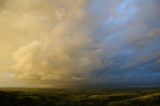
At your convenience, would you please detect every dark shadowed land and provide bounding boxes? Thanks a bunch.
[0,87,160,106]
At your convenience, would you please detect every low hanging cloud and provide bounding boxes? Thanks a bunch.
[0,0,160,88]
[7,0,104,87]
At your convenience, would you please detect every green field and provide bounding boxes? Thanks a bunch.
[0,88,160,106]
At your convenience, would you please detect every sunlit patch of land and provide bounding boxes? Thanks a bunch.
[0,88,160,106]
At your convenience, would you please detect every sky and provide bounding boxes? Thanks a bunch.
[0,0,160,88]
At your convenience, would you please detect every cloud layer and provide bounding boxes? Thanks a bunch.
[0,0,160,88]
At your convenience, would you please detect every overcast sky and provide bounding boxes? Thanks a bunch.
[0,0,160,88]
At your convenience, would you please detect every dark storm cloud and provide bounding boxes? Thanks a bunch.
[84,0,160,87]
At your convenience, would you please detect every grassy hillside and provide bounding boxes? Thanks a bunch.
[0,88,160,106]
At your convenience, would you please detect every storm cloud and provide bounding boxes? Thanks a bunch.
[0,0,160,88]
